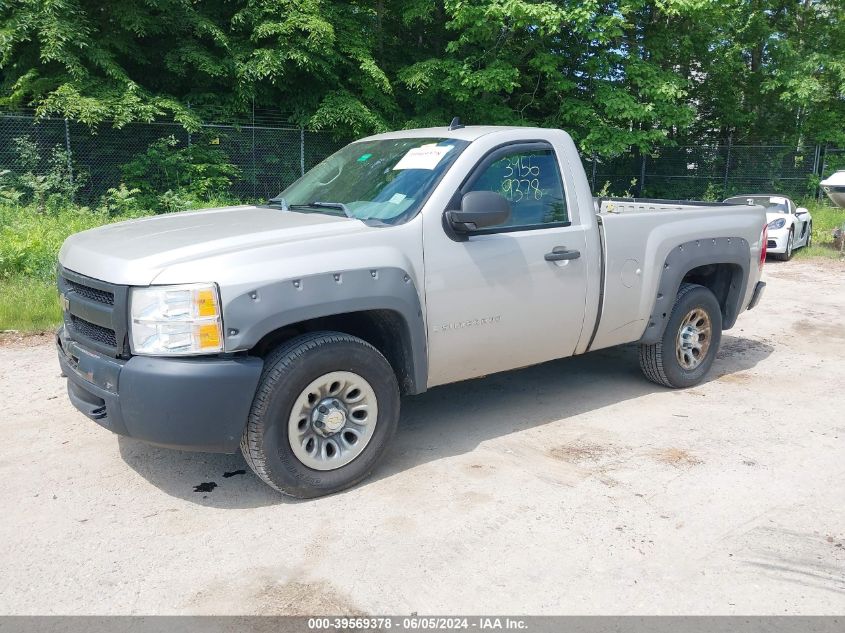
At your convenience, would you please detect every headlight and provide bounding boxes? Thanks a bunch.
[767,218,786,230]
[130,283,223,356]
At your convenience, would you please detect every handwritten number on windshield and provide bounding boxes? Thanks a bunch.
[501,155,543,202]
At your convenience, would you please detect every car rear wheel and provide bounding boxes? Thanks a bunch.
[241,332,400,498]
[639,283,723,388]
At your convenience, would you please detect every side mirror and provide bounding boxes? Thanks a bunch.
[796,207,809,215]
[447,191,511,233]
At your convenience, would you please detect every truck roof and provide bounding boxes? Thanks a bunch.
[360,125,554,143]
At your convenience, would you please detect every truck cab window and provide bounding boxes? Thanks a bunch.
[467,148,568,230]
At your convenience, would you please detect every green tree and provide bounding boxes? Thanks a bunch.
[1,0,843,156]
[680,0,845,145]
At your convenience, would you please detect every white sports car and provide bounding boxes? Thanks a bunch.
[723,194,812,261]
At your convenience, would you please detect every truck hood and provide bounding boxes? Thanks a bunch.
[59,205,365,286]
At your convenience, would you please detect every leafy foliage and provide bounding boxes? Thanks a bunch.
[121,134,241,205]
[101,183,142,216]
[0,0,843,157]
[0,204,113,280]
[3,135,84,212]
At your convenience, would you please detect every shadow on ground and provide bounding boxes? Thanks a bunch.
[118,334,773,508]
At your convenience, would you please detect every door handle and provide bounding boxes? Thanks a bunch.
[544,247,581,262]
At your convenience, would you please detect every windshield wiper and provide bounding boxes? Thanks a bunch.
[266,195,289,210]
[286,201,354,219]
[268,198,355,219]
[306,201,353,218]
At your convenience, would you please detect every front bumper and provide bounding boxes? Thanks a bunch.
[766,229,790,254]
[57,327,263,453]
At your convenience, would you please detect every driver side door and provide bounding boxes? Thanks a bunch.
[422,142,590,387]
[792,201,810,245]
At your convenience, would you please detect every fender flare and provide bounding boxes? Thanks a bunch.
[223,267,427,393]
[640,237,750,345]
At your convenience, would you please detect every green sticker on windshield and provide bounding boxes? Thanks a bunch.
[357,153,372,162]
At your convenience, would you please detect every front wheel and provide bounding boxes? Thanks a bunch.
[241,332,400,498]
[776,229,794,261]
[639,283,723,388]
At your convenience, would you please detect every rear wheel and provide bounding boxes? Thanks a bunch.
[639,283,723,388]
[241,332,400,498]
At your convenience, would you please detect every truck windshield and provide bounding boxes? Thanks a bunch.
[269,137,469,224]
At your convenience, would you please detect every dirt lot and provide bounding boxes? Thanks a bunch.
[1,258,843,615]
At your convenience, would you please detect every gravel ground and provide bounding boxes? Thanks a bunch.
[0,258,843,615]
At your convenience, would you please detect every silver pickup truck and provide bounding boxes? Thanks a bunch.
[56,124,768,497]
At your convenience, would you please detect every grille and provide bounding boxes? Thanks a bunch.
[59,266,129,357]
[70,315,118,348]
[65,278,114,305]
[767,240,777,248]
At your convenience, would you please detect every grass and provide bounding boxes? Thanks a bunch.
[0,204,119,332]
[794,201,845,259]
[0,197,238,332]
[1,198,843,334]
[0,276,62,332]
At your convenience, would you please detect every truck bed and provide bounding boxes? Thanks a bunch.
[587,197,765,352]
[594,197,734,215]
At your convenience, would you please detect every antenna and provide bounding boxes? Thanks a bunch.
[448,117,464,131]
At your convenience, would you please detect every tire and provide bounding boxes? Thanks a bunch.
[241,332,400,498]
[805,222,812,248]
[776,229,794,261]
[639,283,723,389]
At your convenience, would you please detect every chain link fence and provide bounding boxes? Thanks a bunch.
[820,148,845,181]
[582,143,828,202]
[0,109,345,207]
[0,108,838,207]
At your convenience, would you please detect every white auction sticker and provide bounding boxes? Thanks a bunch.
[393,144,452,170]
[388,193,407,204]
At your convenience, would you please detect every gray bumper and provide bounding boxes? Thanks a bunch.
[57,328,263,453]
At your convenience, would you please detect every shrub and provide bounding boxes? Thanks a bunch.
[8,136,86,213]
[701,182,723,202]
[121,134,241,209]
[157,189,191,214]
[0,170,24,208]
[101,184,143,216]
